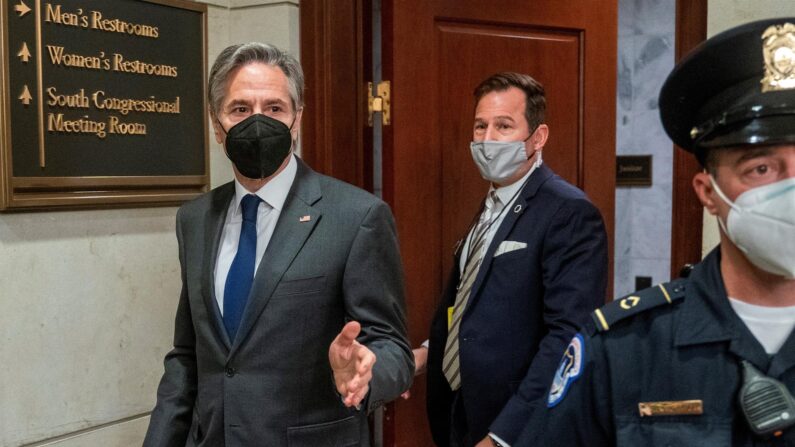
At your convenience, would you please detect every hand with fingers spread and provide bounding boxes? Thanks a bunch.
[329,321,376,408]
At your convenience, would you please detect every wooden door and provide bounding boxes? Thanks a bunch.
[380,1,617,445]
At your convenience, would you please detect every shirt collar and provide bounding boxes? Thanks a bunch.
[674,248,737,347]
[675,247,795,374]
[232,154,297,214]
[491,164,535,206]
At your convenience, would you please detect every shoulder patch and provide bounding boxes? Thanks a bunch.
[591,279,687,332]
[547,333,585,408]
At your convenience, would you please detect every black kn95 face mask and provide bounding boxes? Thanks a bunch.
[221,113,294,179]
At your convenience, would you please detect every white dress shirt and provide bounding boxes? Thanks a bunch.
[214,155,298,315]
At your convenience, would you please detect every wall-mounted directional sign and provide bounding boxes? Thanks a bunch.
[1,0,208,210]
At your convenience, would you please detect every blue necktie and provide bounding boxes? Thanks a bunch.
[223,194,261,341]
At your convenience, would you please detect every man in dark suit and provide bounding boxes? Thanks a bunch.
[424,72,608,447]
[144,42,413,447]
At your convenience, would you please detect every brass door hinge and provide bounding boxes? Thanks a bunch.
[367,81,391,126]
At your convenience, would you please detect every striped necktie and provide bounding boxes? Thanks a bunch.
[442,191,500,390]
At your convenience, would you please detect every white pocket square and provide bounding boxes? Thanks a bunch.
[494,240,527,257]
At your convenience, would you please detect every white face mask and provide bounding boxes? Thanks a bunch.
[711,176,795,279]
[470,140,542,185]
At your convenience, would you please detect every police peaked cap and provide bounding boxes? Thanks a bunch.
[659,18,795,164]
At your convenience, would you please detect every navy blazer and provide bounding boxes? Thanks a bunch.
[426,164,608,446]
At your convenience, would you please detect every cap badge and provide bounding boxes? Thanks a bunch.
[761,23,795,92]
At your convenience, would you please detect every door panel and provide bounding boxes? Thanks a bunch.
[382,1,616,445]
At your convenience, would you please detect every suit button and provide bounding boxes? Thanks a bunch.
[226,367,236,377]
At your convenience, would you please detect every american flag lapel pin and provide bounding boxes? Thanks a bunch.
[299,215,311,222]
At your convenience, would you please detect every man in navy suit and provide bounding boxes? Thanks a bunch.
[424,72,608,447]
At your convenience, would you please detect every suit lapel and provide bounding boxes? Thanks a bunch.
[230,160,322,356]
[202,182,235,350]
[464,165,554,314]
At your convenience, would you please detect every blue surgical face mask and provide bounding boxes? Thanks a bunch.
[711,176,795,278]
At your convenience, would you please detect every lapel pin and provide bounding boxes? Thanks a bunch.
[514,204,522,213]
[299,215,311,222]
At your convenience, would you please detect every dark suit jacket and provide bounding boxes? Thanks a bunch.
[145,158,413,447]
[426,164,608,446]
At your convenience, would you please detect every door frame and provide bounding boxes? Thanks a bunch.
[670,0,707,277]
[299,0,373,190]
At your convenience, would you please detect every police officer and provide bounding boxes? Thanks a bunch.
[518,18,795,446]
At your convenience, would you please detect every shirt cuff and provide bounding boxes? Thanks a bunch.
[489,433,510,447]
[421,339,430,349]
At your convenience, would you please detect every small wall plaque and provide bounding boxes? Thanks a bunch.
[616,155,652,187]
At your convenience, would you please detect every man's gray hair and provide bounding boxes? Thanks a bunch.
[208,42,304,117]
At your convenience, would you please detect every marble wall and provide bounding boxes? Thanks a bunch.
[0,1,298,446]
[613,0,676,297]
[614,0,795,293]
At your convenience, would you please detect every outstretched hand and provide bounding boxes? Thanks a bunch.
[329,321,376,408]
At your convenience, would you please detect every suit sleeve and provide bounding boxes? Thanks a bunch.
[531,333,613,446]
[490,198,608,443]
[342,200,414,411]
[143,208,197,447]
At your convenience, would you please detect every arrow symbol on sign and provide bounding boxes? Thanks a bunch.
[17,42,31,62]
[19,86,33,105]
[15,1,31,17]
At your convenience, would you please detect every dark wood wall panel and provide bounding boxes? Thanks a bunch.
[670,0,707,277]
[300,0,372,190]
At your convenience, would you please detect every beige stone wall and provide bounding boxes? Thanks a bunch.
[701,1,795,256]
[0,1,298,445]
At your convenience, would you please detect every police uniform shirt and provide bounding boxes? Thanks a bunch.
[534,249,795,446]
